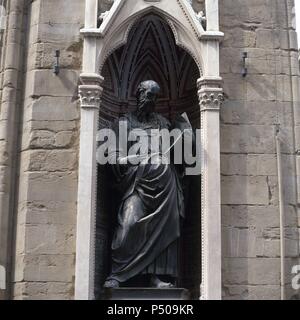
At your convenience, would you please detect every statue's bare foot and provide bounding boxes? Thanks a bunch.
[150,275,175,289]
[103,279,120,288]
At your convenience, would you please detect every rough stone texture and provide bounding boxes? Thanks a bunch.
[0,0,28,300]
[220,0,300,300]
[13,282,74,300]
[11,0,83,300]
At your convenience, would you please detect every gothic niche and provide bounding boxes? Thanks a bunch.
[95,13,201,299]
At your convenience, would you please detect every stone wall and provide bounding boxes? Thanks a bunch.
[12,0,84,299]
[0,0,27,300]
[220,0,300,299]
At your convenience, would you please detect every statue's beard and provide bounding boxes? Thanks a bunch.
[137,98,155,120]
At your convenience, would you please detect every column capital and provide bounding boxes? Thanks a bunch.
[79,73,104,109]
[198,88,224,112]
[197,76,223,112]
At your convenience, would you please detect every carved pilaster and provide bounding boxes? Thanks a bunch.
[197,77,223,300]
[75,72,104,300]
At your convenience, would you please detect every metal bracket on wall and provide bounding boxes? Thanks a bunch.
[54,50,60,75]
[242,52,247,77]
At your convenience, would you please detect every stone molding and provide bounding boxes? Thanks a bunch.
[197,74,223,300]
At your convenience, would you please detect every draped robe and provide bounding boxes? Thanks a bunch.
[106,112,185,283]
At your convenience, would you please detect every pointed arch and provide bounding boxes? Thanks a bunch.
[97,5,204,76]
[100,13,200,125]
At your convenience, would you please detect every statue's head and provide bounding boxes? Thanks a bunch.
[136,80,160,115]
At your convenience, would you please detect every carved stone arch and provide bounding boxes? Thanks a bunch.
[128,56,170,99]
[166,19,203,75]
[100,13,201,124]
[118,15,172,100]
[116,14,179,100]
[98,6,204,76]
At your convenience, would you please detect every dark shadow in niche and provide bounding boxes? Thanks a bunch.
[94,13,201,300]
[95,163,117,300]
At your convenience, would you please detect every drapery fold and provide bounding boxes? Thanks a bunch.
[106,112,185,283]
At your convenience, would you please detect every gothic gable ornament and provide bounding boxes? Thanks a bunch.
[95,0,205,37]
[81,0,223,75]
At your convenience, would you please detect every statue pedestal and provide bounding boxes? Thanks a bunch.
[104,288,191,300]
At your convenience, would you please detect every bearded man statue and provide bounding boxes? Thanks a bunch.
[103,80,191,289]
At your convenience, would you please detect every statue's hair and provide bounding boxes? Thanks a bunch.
[136,82,146,100]
[136,80,160,100]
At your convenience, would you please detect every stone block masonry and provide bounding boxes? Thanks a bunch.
[11,0,84,300]
[0,0,28,300]
[220,0,300,300]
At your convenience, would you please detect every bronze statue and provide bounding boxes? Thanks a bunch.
[103,80,191,289]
